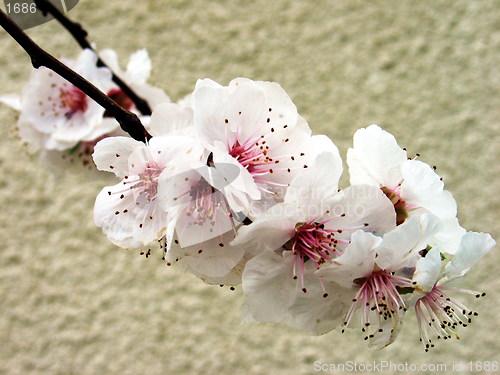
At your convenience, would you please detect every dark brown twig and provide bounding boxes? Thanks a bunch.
[34,0,152,116]
[0,9,151,143]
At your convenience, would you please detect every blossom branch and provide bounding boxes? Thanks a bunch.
[33,0,152,116]
[0,9,151,143]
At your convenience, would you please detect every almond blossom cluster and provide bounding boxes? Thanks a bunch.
[1,52,495,351]
[90,77,494,351]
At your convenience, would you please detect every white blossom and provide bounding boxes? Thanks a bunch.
[1,49,171,174]
[1,49,114,151]
[191,77,337,218]
[347,124,465,254]
[99,48,170,113]
[93,135,202,248]
[157,157,247,285]
[411,232,495,351]
[233,152,396,334]
[317,214,442,348]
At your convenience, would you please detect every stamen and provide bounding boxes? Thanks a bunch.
[287,219,344,288]
[343,271,411,337]
[415,285,483,351]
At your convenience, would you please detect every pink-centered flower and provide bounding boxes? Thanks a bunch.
[93,135,202,248]
[146,78,341,285]
[1,49,170,174]
[157,156,247,285]
[347,124,465,254]
[192,77,337,218]
[317,214,442,348]
[0,49,115,151]
[411,232,495,351]
[232,152,397,334]
[141,101,248,285]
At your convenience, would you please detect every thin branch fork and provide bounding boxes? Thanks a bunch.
[34,0,152,116]
[0,9,151,143]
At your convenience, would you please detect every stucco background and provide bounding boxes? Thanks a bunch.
[0,1,498,374]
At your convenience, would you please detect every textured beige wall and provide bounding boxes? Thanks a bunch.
[0,1,498,374]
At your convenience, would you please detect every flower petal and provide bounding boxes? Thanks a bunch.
[375,214,442,271]
[428,217,466,255]
[99,49,122,76]
[166,231,245,278]
[188,254,247,286]
[148,103,194,137]
[93,136,144,177]
[242,250,297,323]
[134,83,171,111]
[126,49,151,84]
[287,278,353,335]
[209,146,261,214]
[0,94,21,110]
[443,232,496,281]
[325,185,397,237]
[347,124,407,188]
[368,312,405,349]
[317,230,381,289]
[285,151,342,207]
[401,160,457,218]
[412,247,442,293]
[94,184,143,249]
[231,202,299,252]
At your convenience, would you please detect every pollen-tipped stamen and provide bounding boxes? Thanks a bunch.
[415,285,484,352]
[342,271,411,336]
